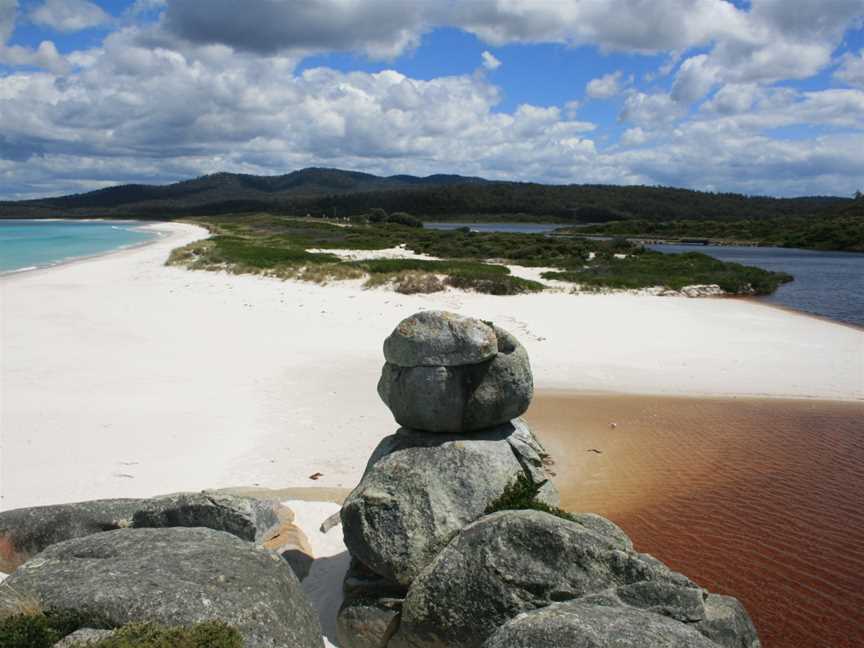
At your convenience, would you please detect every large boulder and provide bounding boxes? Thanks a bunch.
[378,313,533,433]
[0,492,284,572]
[341,422,558,586]
[481,601,720,648]
[383,310,498,367]
[392,510,757,648]
[4,527,323,648]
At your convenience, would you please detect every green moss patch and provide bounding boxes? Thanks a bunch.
[485,473,575,522]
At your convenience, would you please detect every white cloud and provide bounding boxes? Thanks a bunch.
[620,127,649,146]
[0,0,16,45]
[836,50,864,89]
[0,39,68,73]
[30,0,110,33]
[671,54,717,103]
[619,92,685,126]
[586,71,623,99]
[480,50,501,70]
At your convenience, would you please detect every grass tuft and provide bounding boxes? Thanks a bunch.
[485,473,576,522]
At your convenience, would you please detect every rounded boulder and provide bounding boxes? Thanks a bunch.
[378,313,533,433]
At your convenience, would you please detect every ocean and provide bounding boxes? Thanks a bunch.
[0,220,159,274]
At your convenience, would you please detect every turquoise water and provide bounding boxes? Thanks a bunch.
[0,220,159,274]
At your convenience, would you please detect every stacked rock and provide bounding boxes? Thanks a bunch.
[338,311,760,648]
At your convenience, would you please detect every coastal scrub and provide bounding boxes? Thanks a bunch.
[167,213,793,296]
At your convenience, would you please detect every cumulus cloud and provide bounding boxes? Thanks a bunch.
[671,54,717,103]
[163,0,430,59]
[836,50,864,89]
[586,71,623,99]
[619,92,685,126]
[0,0,15,45]
[30,0,110,33]
[0,0,862,198]
[620,127,649,146]
[0,39,68,73]
[480,50,501,70]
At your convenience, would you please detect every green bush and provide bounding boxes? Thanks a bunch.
[0,610,111,648]
[486,473,575,522]
[542,250,792,295]
[386,212,423,228]
[444,273,544,295]
[0,613,242,648]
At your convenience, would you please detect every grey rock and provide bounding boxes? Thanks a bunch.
[615,581,706,622]
[506,419,559,507]
[378,325,533,433]
[343,559,408,599]
[0,499,142,573]
[481,601,720,648]
[391,510,698,648]
[283,548,315,582]
[133,492,281,543]
[54,629,116,647]
[5,527,323,648]
[341,422,556,586]
[383,311,497,367]
[0,492,282,572]
[569,512,633,552]
[696,594,761,648]
[336,596,402,648]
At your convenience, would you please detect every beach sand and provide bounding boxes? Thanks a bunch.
[527,393,864,648]
[1,222,860,511]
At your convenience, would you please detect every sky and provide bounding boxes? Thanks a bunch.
[0,0,863,200]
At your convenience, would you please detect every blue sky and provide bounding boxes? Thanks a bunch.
[1,0,863,199]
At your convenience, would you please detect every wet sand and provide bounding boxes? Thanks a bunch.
[527,392,864,648]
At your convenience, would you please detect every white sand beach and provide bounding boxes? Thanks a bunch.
[1,221,862,512]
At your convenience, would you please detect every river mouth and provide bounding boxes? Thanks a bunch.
[526,391,864,648]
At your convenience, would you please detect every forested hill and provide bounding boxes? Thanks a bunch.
[0,166,852,223]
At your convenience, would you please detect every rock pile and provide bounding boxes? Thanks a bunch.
[339,310,760,648]
[0,492,323,647]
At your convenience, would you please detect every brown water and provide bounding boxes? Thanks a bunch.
[526,393,864,648]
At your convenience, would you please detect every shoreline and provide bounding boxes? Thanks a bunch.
[1,222,862,511]
[0,219,201,279]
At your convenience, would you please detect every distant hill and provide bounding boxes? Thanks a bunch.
[0,166,853,223]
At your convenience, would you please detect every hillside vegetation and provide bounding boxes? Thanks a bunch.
[0,167,850,226]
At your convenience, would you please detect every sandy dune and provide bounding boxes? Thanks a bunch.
[1,222,861,510]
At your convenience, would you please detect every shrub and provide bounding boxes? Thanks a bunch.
[444,273,544,296]
[0,613,242,648]
[0,610,112,648]
[393,271,445,294]
[386,212,423,228]
[485,473,575,522]
[367,208,388,223]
